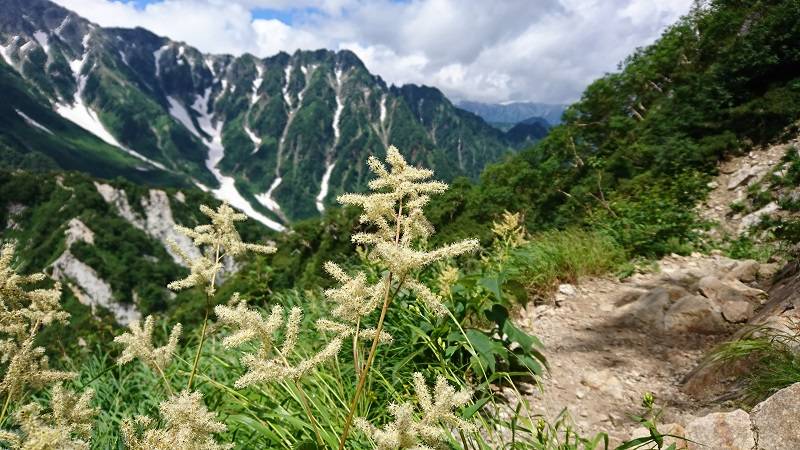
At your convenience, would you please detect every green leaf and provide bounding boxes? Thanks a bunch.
[479,277,503,302]
[462,396,491,419]
[515,354,544,375]
[484,303,509,327]
[502,320,543,351]
[465,329,506,373]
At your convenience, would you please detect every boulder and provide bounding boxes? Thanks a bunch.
[618,288,672,328]
[685,409,755,450]
[663,295,727,334]
[613,287,649,306]
[580,369,625,400]
[727,166,759,190]
[739,201,779,232]
[558,283,577,297]
[698,276,766,306]
[721,300,755,323]
[751,382,800,450]
[728,259,760,283]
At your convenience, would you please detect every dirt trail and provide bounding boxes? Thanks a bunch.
[514,256,730,444]
[509,141,794,445]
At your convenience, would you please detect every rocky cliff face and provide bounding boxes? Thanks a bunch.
[0,0,515,228]
[0,170,259,325]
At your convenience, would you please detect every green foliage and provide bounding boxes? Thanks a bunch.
[417,0,800,261]
[708,325,800,406]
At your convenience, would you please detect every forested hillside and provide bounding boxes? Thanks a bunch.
[256,0,800,289]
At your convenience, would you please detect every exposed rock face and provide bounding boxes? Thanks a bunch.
[141,189,201,265]
[739,201,780,233]
[64,218,94,246]
[94,182,144,228]
[94,182,201,266]
[685,410,755,450]
[751,383,800,450]
[50,250,140,325]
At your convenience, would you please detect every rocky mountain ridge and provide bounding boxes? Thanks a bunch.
[0,0,517,229]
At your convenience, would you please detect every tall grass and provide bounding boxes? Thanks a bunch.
[505,229,625,298]
[707,324,800,406]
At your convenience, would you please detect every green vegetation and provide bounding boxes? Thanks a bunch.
[708,325,800,406]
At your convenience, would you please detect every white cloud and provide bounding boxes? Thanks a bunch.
[52,0,693,103]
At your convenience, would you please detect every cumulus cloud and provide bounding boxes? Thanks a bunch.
[52,0,693,103]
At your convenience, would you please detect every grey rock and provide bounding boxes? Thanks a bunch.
[721,300,754,323]
[663,294,727,334]
[751,382,800,450]
[685,409,755,450]
[728,259,760,283]
[698,276,766,306]
[739,201,779,232]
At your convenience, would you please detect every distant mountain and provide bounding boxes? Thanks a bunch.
[504,116,550,146]
[0,0,514,230]
[457,100,566,126]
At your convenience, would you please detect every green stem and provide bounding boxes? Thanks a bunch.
[0,393,11,425]
[187,243,221,391]
[187,302,210,391]
[155,364,175,397]
[338,197,405,450]
[337,272,395,450]
[292,380,324,446]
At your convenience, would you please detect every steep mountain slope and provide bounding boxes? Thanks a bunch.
[0,0,515,228]
[457,100,566,126]
[0,169,270,328]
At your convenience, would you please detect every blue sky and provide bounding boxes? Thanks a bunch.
[53,0,693,104]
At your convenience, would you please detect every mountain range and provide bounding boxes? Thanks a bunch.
[0,0,536,230]
[457,100,566,127]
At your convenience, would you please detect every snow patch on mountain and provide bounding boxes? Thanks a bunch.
[0,36,20,69]
[191,90,285,231]
[332,68,344,141]
[251,64,263,105]
[153,44,169,77]
[56,34,165,170]
[315,163,336,213]
[380,94,387,124]
[33,30,49,54]
[15,109,53,134]
[283,64,293,107]
[167,96,200,138]
[244,125,262,154]
[255,177,283,213]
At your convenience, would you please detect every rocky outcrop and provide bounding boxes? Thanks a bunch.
[682,382,800,450]
[685,409,755,450]
[699,140,791,238]
[94,182,201,265]
[616,255,768,333]
[50,250,139,325]
[94,182,144,228]
[64,217,94,246]
[750,383,800,450]
[140,189,201,265]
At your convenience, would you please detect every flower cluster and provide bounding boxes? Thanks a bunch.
[0,244,75,403]
[0,385,96,450]
[114,315,182,373]
[121,390,231,450]
[491,211,528,248]
[215,301,342,387]
[338,147,479,279]
[168,203,276,295]
[355,373,475,450]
